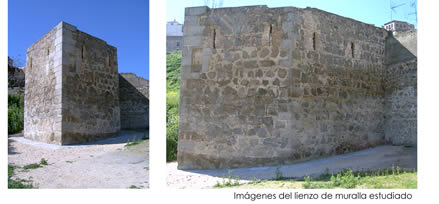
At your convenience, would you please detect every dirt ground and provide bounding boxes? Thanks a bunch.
[8,131,149,189]
[167,145,417,189]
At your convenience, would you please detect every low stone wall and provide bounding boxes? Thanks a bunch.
[384,31,417,146]
[119,73,149,130]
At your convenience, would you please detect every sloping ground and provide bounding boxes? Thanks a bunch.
[167,145,416,189]
[8,131,149,188]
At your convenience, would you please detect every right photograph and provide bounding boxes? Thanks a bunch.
[167,0,417,189]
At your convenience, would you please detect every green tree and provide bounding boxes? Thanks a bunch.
[8,94,24,134]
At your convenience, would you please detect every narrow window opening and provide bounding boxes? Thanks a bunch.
[213,29,216,49]
[351,42,355,58]
[30,58,32,69]
[81,45,86,59]
[108,55,113,69]
[312,32,316,50]
[269,24,273,46]
[47,47,50,56]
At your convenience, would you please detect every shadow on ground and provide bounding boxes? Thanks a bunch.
[173,145,417,181]
[79,129,149,145]
[8,139,19,155]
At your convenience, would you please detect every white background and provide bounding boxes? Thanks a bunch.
[1,0,438,203]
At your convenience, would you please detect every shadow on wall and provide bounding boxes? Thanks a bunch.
[384,30,417,146]
[385,31,417,64]
[119,74,149,130]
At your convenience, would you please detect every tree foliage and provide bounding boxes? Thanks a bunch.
[166,51,182,161]
[8,94,24,134]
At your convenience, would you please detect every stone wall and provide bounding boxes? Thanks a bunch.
[178,6,390,169]
[384,31,417,145]
[24,22,121,145]
[61,23,120,144]
[24,22,63,144]
[119,73,149,130]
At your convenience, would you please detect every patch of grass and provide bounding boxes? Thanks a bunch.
[23,163,41,170]
[214,170,241,188]
[8,164,33,189]
[129,185,141,189]
[302,176,313,189]
[223,167,417,189]
[23,158,49,170]
[40,158,48,166]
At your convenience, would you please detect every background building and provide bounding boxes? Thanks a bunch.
[383,20,415,32]
[166,19,183,52]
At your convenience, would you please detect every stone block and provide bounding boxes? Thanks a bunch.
[185,6,209,16]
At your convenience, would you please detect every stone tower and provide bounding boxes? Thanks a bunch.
[24,22,120,145]
[178,6,416,169]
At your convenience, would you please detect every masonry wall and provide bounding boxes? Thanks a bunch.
[24,23,63,144]
[178,6,388,169]
[384,31,417,145]
[119,73,149,130]
[61,23,120,144]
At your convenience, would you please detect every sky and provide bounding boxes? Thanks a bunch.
[8,0,149,79]
[167,0,417,28]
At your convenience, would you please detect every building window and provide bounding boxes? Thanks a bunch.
[176,41,180,47]
[81,45,86,59]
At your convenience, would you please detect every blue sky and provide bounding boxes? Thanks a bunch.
[167,0,417,28]
[9,0,149,79]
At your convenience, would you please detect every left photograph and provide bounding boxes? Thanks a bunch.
[8,0,149,188]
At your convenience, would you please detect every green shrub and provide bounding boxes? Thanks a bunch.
[166,51,182,162]
[8,94,24,134]
[166,51,182,92]
[166,91,179,161]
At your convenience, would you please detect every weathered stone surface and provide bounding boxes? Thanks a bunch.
[178,6,416,170]
[24,22,121,145]
[119,73,149,130]
[383,31,417,146]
